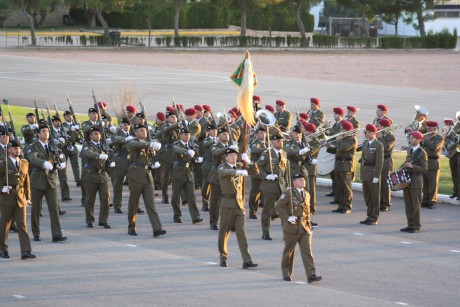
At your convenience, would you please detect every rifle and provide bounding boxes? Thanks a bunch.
[44,103,63,165]
[222,108,235,145]
[172,97,187,128]
[139,98,158,164]
[66,95,85,143]
[0,114,9,194]
[34,97,41,122]
[92,90,113,166]
[7,105,17,141]
[295,106,312,164]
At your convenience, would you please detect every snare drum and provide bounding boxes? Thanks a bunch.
[387,169,411,191]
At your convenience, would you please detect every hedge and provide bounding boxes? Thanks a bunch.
[380,29,458,49]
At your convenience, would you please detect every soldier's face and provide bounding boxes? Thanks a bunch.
[64,114,72,122]
[347,111,354,118]
[333,113,341,121]
[292,132,301,141]
[8,146,20,158]
[256,131,266,140]
[53,120,61,128]
[126,111,134,118]
[275,105,283,112]
[0,134,9,145]
[27,116,35,124]
[180,133,190,142]
[226,153,238,164]
[186,115,195,122]
[135,128,147,140]
[121,123,130,131]
[366,131,376,140]
[427,126,437,133]
[38,128,49,141]
[135,117,144,125]
[376,109,384,117]
[293,177,306,189]
[410,136,420,147]
[208,129,217,137]
[89,112,98,121]
[272,139,283,150]
[310,103,318,110]
[167,115,177,123]
[219,132,229,142]
[90,131,101,142]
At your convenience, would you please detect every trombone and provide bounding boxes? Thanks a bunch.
[322,128,361,146]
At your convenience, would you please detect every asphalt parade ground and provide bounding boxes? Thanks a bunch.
[0,53,460,306]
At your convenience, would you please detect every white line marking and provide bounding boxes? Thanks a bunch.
[395,302,408,306]
[434,219,446,221]
[205,262,217,265]
[449,250,460,253]
[126,244,137,247]
[13,295,25,299]
[401,241,412,244]
[353,233,364,236]
[295,281,307,284]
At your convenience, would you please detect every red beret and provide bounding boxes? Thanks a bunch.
[184,108,196,116]
[194,104,203,111]
[444,118,454,126]
[377,104,388,111]
[203,105,211,112]
[231,107,238,113]
[310,98,320,105]
[333,107,345,116]
[299,113,309,121]
[166,106,175,112]
[347,106,357,112]
[156,112,166,121]
[411,131,423,140]
[425,121,438,128]
[276,100,286,106]
[378,118,391,127]
[178,104,184,110]
[302,122,317,132]
[126,105,137,113]
[228,110,237,118]
[97,101,107,109]
[341,120,353,131]
[365,124,377,133]
[253,95,261,103]
[265,105,274,112]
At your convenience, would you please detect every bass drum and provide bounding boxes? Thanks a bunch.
[317,147,335,176]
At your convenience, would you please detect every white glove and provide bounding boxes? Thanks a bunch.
[187,149,195,158]
[229,144,239,151]
[311,159,318,165]
[148,125,153,131]
[109,162,116,168]
[196,157,203,163]
[125,135,133,142]
[2,186,12,193]
[99,153,108,160]
[266,174,278,181]
[56,162,66,170]
[43,161,53,171]
[373,177,379,184]
[67,145,74,151]
[59,154,65,160]
[32,124,39,129]
[59,137,65,144]
[109,125,117,133]
[151,161,161,169]
[236,170,248,177]
[299,147,311,155]
[150,141,162,151]
[106,138,112,144]
[27,200,32,206]
[71,125,79,131]
[241,153,251,164]
[288,216,298,224]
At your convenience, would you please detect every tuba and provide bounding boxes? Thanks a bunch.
[405,105,429,143]
[442,111,460,158]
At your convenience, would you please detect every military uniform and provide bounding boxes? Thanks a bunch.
[305,137,321,214]
[51,126,70,201]
[327,135,357,212]
[217,161,259,264]
[80,120,99,205]
[372,115,389,126]
[360,139,384,223]
[25,140,65,240]
[171,141,202,223]
[402,146,428,231]
[275,187,317,281]
[421,134,444,207]
[126,138,164,235]
[308,109,325,127]
[201,135,215,211]
[81,141,111,227]
[21,124,37,145]
[285,140,310,187]
[111,128,131,212]
[449,152,460,198]
[208,142,230,228]
[62,120,82,187]
[275,110,292,131]
[257,147,288,238]
[348,117,360,130]
[248,138,266,217]
[0,157,33,256]
[378,131,395,210]
[326,120,343,202]
[158,122,180,203]
[188,119,202,189]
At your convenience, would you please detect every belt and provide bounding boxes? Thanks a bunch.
[363,163,375,166]
[174,161,190,167]
[84,163,106,174]
[130,162,150,170]
[428,156,439,160]
[384,155,391,159]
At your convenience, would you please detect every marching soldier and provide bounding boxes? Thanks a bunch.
[248,127,267,219]
[25,123,67,243]
[170,128,204,224]
[372,105,389,126]
[346,106,360,129]
[195,105,210,190]
[201,124,217,212]
[203,105,215,125]
[302,122,321,216]
[325,108,344,203]
[421,121,444,209]
[0,129,18,232]
[51,115,71,203]
[111,118,132,214]
[185,108,202,189]
[265,105,275,114]
[401,131,428,233]
[275,173,322,283]
[0,140,36,260]
[285,125,311,184]
[126,124,166,237]
[80,126,111,229]
[326,121,357,214]
[152,112,167,190]
[274,100,292,131]
[227,110,241,142]
[444,119,460,200]
[62,111,82,188]
[217,147,259,269]
[253,95,262,113]
[208,128,235,230]
[126,105,137,125]
[358,124,383,225]
[307,98,325,128]
[21,113,38,145]
[257,134,288,240]
[377,119,396,212]
[158,112,180,204]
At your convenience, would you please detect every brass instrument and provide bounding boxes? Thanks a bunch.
[405,105,429,143]
[442,111,460,158]
[322,128,360,145]
[378,123,403,136]
[255,110,290,140]
[400,131,436,150]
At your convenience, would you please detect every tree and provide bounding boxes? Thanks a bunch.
[402,0,436,37]
[0,0,14,28]
[173,0,185,36]
[377,1,404,36]
[8,0,37,45]
[27,0,63,28]
[337,0,386,37]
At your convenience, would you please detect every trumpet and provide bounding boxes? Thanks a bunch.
[377,123,403,136]
[322,128,360,145]
[400,131,437,150]
[442,111,460,158]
